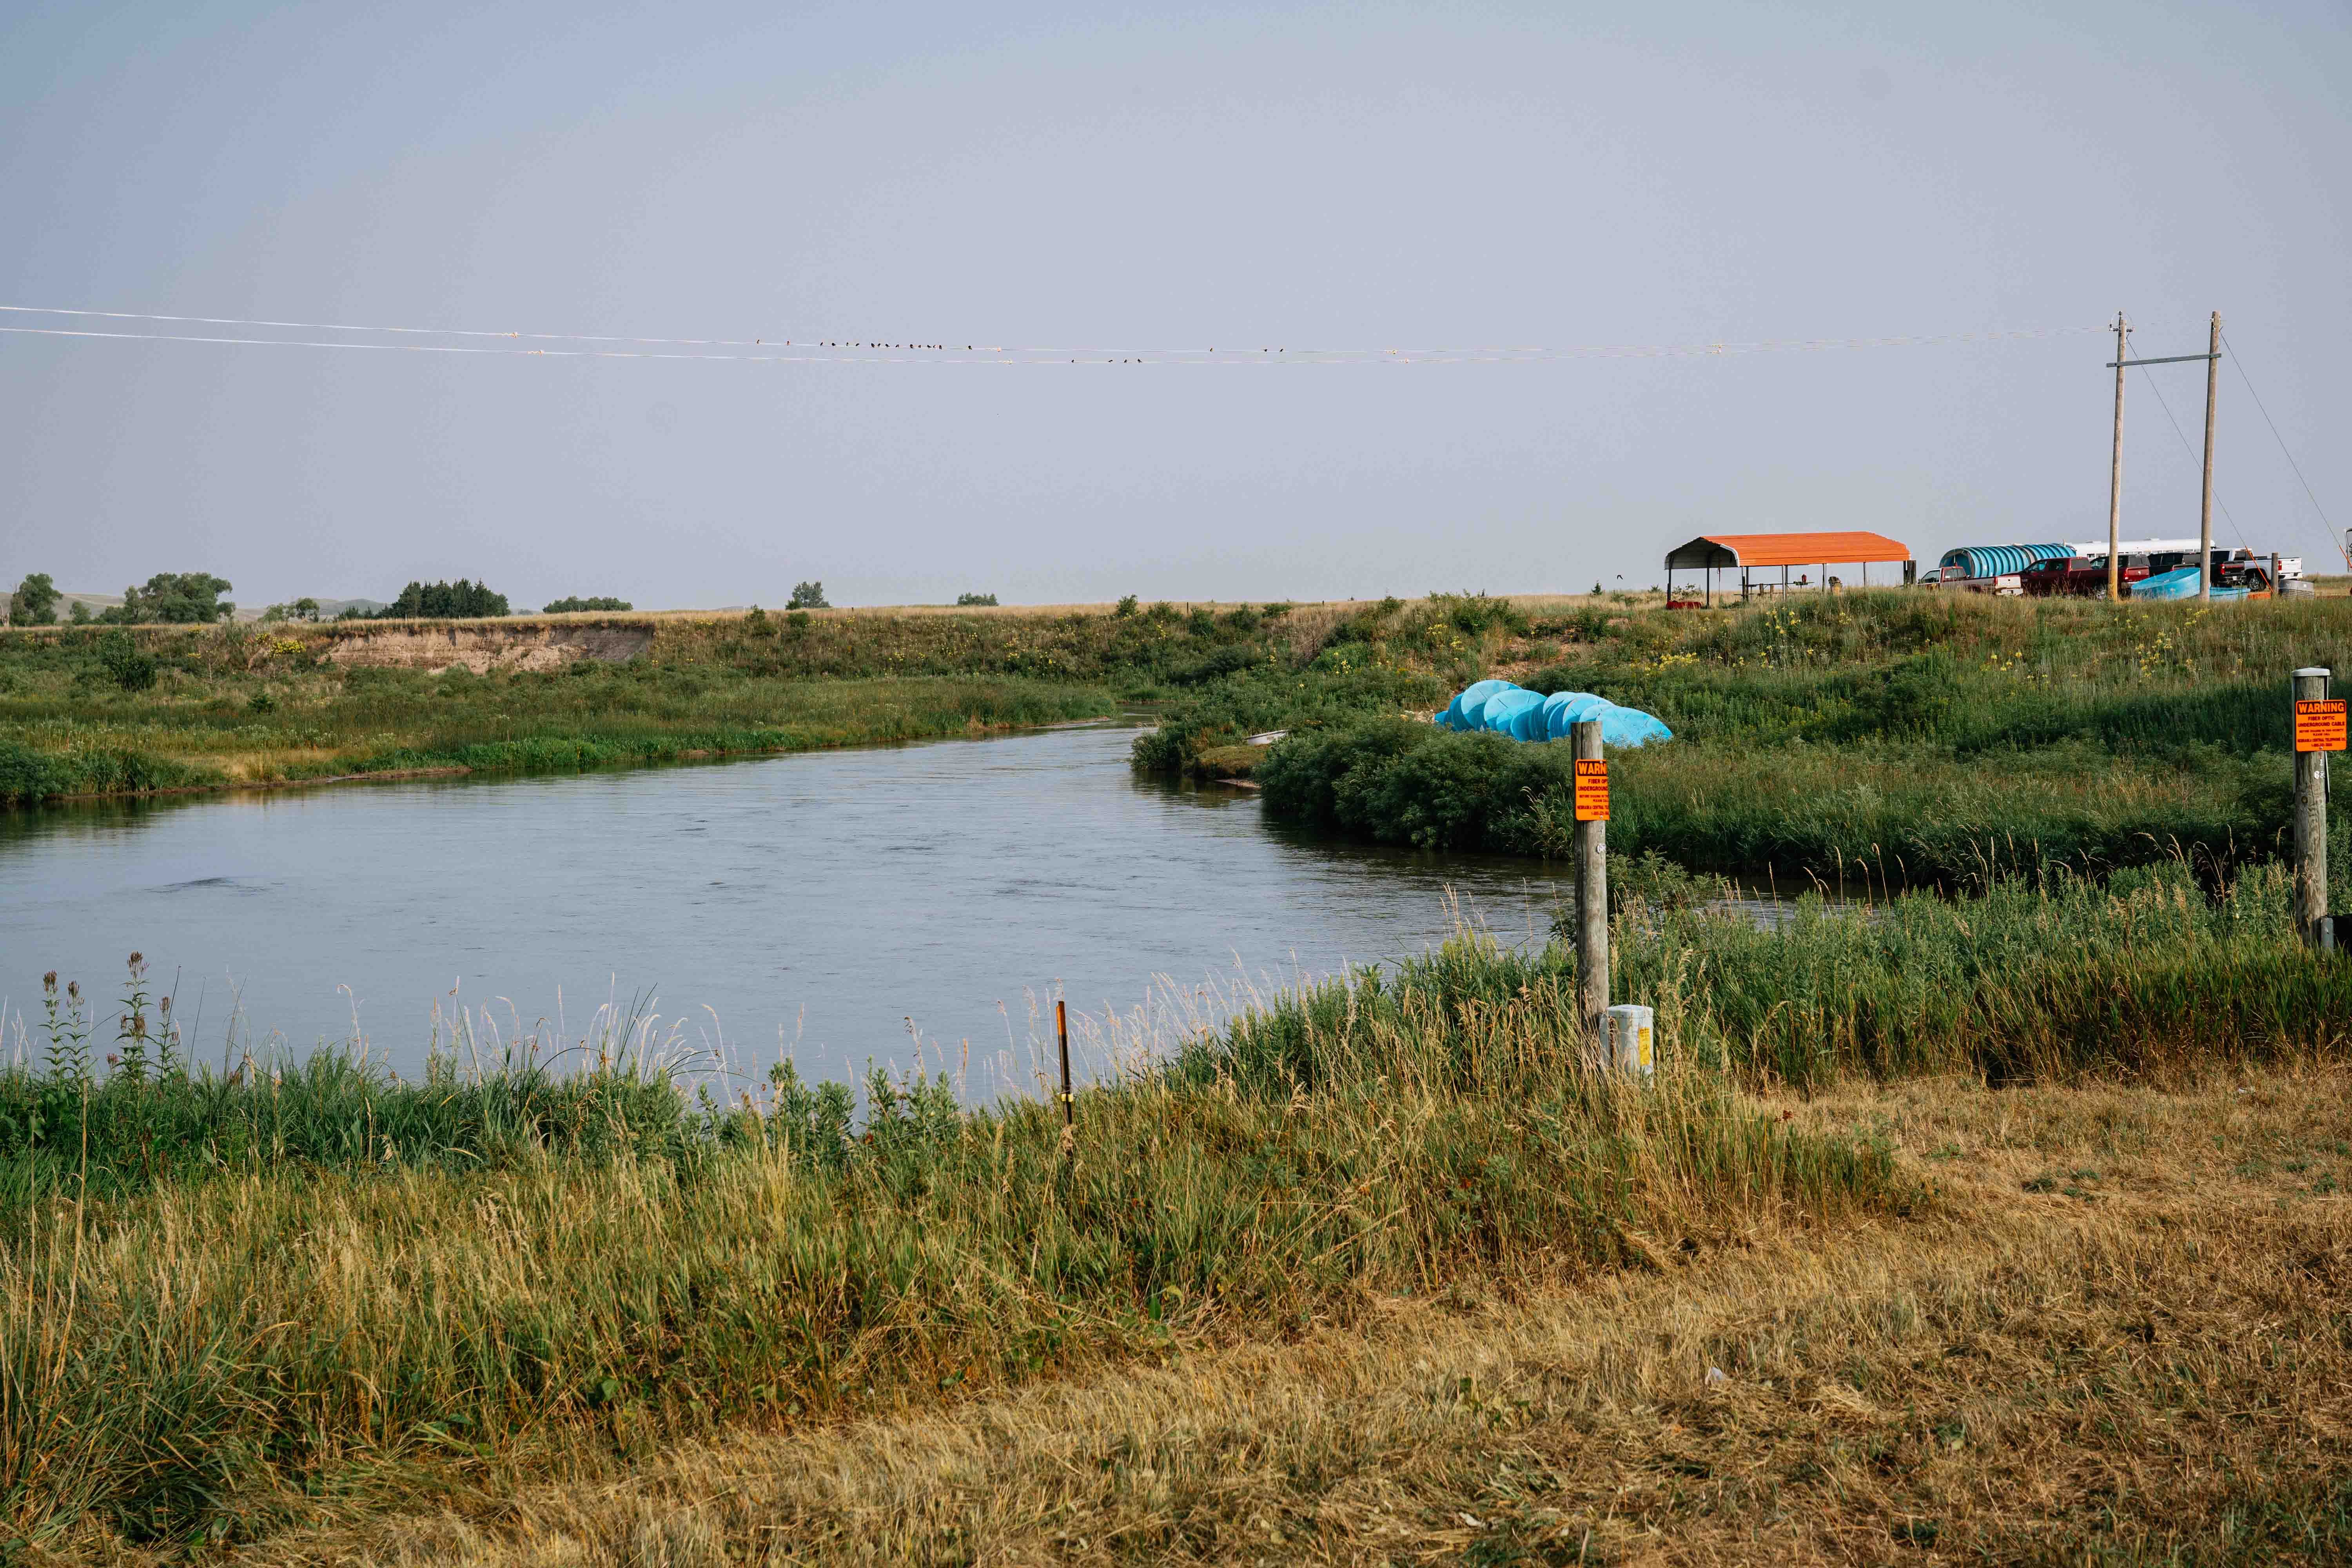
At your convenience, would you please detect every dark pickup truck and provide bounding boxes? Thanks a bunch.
[2016,556,2152,597]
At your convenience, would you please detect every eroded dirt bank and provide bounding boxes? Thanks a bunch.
[316,623,653,673]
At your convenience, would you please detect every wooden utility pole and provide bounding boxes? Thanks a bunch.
[2198,312,2221,602]
[2107,313,2127,602]
[1571,720,1610,1063]
[2108,316,2224,599]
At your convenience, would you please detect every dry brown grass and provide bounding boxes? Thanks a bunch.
[198,1069,2352,1568]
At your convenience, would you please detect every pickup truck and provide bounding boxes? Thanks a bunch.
[2216,561,2277,598]
[2017,556,2152,597]
[1922,565,2024,595]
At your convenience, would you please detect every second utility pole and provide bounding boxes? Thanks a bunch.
[2198,310,2221,602]
[2107,312,2127,602]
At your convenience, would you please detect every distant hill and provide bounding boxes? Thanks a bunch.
[293,598,388,621]
[55,591,123,619]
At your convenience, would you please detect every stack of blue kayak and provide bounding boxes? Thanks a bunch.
[1433,679,1673,746]
[2130,567,2248,601]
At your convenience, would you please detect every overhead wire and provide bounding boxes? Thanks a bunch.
[2218,327,2349,570]
[0,304,2107,365]
[2132,361,2251,553]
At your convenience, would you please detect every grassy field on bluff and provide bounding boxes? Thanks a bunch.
[8,857,2350,1558]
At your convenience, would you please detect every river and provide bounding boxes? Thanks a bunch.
[2,722,1573,1096]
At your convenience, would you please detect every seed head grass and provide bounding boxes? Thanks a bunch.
[1,928,1899,1550]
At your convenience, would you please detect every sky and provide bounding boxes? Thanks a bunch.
[1,0,2347,610]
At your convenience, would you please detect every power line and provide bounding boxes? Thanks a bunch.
[0,324,965,363]
[2134,361,2250,553]
[2219,328,2348,570]
[0,303,2107,365]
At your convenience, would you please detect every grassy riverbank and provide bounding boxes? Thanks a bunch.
[13,859,2352,1551]
[0,601,1350,803]
[322,1066,2351,1566]
[4,943,1890,1550]
[1204,589,2352,884]
[13,592,2350,888]
[0,656,1120,804]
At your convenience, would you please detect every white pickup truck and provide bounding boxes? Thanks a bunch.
[1919,564,2022,595]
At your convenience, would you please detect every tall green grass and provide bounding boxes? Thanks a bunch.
[0,942,1892,1549]
[1191,857,2348,1096]
[0,969,697,1214]
[10,852,2343,1545]
[1259,718,2311,884]
[1604,857,2350,1085]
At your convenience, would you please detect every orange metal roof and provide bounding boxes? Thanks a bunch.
[1665,531,1912,569]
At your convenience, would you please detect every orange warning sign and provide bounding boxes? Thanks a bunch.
[1573,759,1610,822]
[2295,699,2348,753]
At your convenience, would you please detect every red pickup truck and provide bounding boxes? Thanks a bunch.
[2016,556,2153,597]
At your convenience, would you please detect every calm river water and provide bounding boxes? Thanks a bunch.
[2,723,1573,1095]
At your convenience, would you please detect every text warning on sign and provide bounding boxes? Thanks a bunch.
[2295,699,2348,754]
[1573,759,1610,822]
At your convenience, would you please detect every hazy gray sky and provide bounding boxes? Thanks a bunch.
[3,1,2346,609]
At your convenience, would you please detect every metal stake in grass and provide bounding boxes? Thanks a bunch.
[1056,997,1076,1156]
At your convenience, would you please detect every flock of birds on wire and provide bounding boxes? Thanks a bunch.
[0,304,2106,367]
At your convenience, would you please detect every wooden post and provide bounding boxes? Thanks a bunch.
[2198,311,2220,602]
[1055,997,1075,1138]
[2107,312,2127,602]
[2293,668,2336,950]
[1572,719,1610,1063]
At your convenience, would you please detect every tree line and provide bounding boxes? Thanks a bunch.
[3,574,628,624]
[5,572,235,626]
[5,571,851,625]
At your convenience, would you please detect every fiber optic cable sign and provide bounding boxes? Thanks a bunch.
[1573,759,1610,822]
[2295,700,2347,753]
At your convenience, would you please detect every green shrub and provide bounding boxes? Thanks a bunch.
[8,573,59,626]
[377,579,510,619]
[1430,591,1528,638]
[0,740,62,804]
[98,631,156,691]
[95,572,234,624]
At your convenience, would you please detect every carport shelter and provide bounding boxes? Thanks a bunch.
[1663,531,1915,605]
